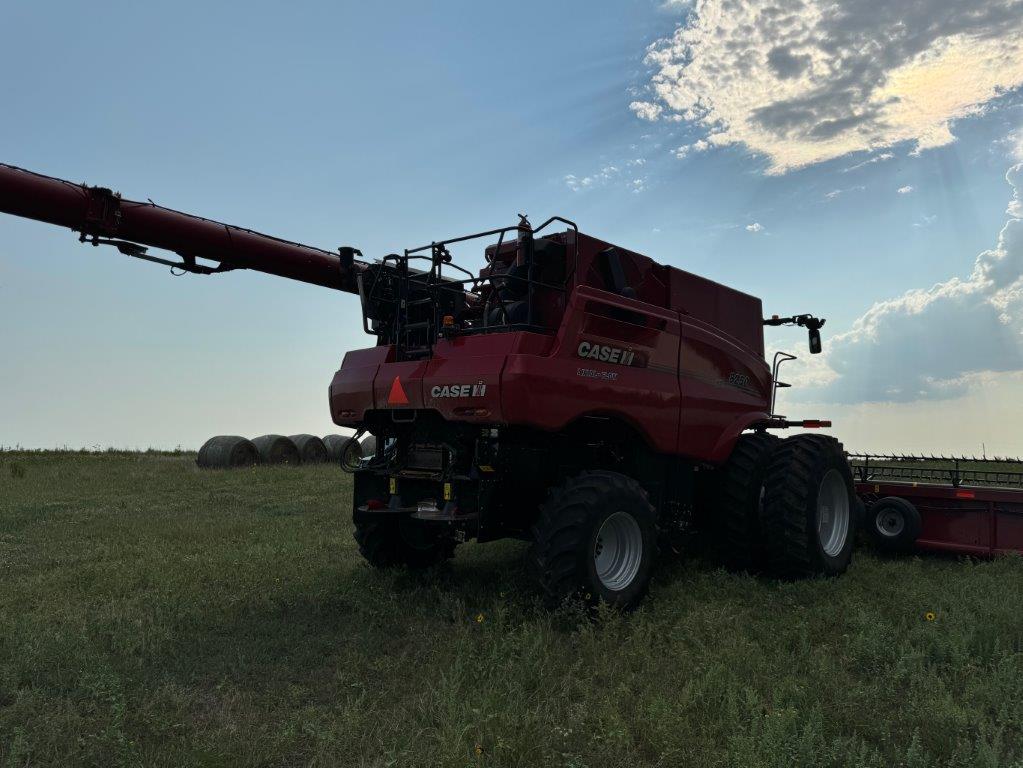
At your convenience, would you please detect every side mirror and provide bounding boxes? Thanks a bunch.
[809,327,822,354]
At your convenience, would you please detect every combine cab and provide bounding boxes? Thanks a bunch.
[1,162,855,608]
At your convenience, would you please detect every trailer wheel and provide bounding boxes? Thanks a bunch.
[530,470,656,610]
[761,434,856,577]
[354,518,456,569]
[712,431,780,571]
[866,496,921,553]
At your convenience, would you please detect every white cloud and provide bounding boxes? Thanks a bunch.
[636,0,1023,173]
[1008,128,1023,161]
[629,101,663,122]
[792,163,1023,403]
[746,222,764,233]
[843,152,895,173]
[674,138,711,159]
[897,185,915,195]
[824,184,866,201]
[913,214,938,228]
[564,164,647,194]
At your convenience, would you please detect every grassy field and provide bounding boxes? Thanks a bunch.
[1,452,1021,768]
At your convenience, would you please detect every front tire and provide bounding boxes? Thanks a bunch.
[761,434,856,577]
[530,471,657,610]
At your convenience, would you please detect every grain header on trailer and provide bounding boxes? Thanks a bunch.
[0,162,856,608]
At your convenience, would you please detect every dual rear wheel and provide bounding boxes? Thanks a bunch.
[716,432,857,577]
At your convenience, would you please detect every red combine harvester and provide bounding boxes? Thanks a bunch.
[852,454,1023,556]
[1,162,853,608]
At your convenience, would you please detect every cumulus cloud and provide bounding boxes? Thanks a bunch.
[674,138,711,159]
[636,0,1023,172]
[629,101,663,121]
[897,185,915,194]
[564,164,648,194]
[746,222,764,233]
[797,163,1023,403]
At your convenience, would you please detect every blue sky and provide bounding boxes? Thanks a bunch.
[2,0,1022,453]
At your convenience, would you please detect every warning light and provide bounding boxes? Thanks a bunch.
[387,375,410,406]
[955,490,976,499]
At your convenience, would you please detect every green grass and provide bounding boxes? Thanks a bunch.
[1,452,1021,768]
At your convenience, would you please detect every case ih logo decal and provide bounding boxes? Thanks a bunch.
[431,381,487,398]
[577,341,637,366]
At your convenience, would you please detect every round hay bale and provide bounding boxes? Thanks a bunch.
[360,434,377,458]
[197,436,259,469]
[323,434,359,463]
[289,434,329,464]
[252,434,301,465]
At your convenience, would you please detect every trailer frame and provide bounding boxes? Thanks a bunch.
[851,453,1023,556]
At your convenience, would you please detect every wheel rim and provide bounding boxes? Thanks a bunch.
[816,469,850,557]
[594,511,644,591]
[875,507,905,538]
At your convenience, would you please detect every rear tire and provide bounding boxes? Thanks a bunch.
[530,470,656,610]
[866,496,921,553]
[354,518,456,569]
[761,434,856,577]
[712,431,780,571]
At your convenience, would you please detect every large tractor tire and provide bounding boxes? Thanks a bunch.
[196,435,259,469]
[354,518,457,569]
[252,434,301,465]
[712,431,780,571]
[761,434,856,577]
[530,470,657,610]
[289,434,329,464]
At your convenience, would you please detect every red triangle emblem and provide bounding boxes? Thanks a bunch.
[387,375,410,406]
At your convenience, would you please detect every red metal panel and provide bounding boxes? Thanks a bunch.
[678,314,772,462]
[994,500,1023,554]
[500,286,682,454]
[669,267,764,357]
[855,481,1023,555]
[329,347,388,425]
[421,334,553,424]
[373,359,429,412]
[916,497,991,552]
